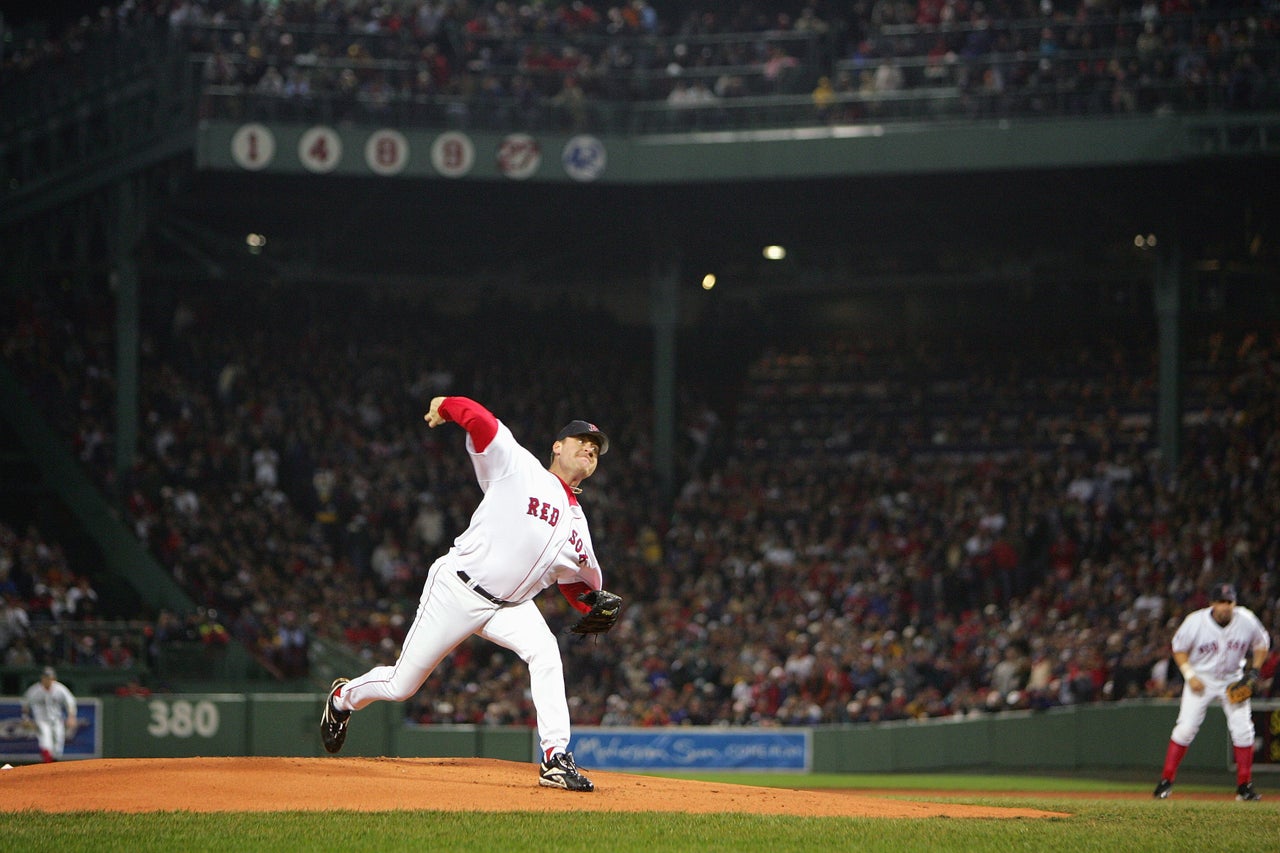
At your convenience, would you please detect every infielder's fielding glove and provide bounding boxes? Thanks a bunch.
[569,589,623,635]
[1226,668,1260,704]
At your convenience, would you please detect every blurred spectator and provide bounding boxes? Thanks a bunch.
[114,676,153,698]
[549,74,589,131]
[812,74,835,122]
[65,576,99,620]
[100,635,136,669]
[269,610,309,679]
[0,593,31,651]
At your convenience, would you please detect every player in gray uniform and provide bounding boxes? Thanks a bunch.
[321,396,611,792]
[22,666,78,763]
[1153,582,1270,801]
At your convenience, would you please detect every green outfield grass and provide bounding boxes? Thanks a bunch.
[4,774,1278,853]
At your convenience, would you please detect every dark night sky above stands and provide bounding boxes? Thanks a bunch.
[3,1,100,29]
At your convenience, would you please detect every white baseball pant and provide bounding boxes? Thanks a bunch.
[333,558,571,757]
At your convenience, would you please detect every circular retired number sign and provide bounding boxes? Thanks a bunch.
[364,129,409,176]
[562,135,606,182]
[496,134,541,180]
[298,126,342,173]
[231,123,276,171]
[430,131,475,178]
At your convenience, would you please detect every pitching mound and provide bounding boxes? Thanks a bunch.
[0,757,1067,818]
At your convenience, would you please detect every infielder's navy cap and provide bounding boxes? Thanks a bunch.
[556,420,609,455]
[1210,582,1237,602]
[42,666,56,678]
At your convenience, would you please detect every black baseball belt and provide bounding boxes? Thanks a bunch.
[457,571,514,607]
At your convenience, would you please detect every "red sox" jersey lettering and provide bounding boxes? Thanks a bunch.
[526,497,561,526]
[1195,641,1219,657]
[526,497,590,566]
[1196,639,1250,657]
[569,530,588,566]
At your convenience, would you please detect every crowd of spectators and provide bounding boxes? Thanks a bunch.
[623,327,1280,726]
[0,515,237,689]
[3,0,1277,131]
[3,280,1278,726]
[0,519,130,673]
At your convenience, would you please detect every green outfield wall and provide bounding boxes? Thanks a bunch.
[88,694,1275,774]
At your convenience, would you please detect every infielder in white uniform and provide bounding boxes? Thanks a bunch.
[21,666,78,763]
[321,396,611,792]
[1154,582,1270,801]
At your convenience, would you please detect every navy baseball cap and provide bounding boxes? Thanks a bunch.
[1210,582,1237,602]
[556,420,609,455]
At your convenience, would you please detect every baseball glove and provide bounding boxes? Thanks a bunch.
[569,589,623,635]
[1226,668,1260,704]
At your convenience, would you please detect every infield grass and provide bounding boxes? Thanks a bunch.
[4,774,1278,852]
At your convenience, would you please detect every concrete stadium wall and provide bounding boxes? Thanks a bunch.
[96,694,1275,775]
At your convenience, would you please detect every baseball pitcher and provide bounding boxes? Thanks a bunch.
[320,396,622,792]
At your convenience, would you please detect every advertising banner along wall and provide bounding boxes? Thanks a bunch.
[568,727,810,771]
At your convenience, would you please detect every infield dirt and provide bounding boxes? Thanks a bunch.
[0,756,1072,818]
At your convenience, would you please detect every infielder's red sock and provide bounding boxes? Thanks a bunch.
[1234,745,1254,786]
[1161,740,1188,781]
[40,749,53,764]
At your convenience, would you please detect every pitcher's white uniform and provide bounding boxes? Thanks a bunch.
[22,668,77,762]
[332,397,603,759]
[1169,603,1269,747]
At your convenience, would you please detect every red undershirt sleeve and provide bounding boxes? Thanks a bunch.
[559,581,594,613]
[438,397,499,452]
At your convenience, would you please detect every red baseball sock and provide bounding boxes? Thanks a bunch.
[1234,745,1254,786]
[1161,740,1188,781]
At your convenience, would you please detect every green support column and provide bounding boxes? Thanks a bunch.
[1154,238,1182,476]
[651,246,680,502]
[113,178,141,487]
